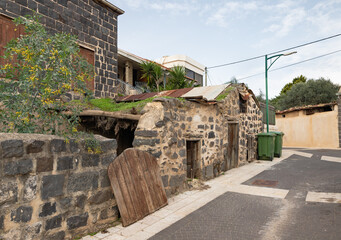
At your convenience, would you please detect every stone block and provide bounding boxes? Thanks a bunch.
[59,197,72,210]
[57,156,73,170]
[45,214,62,230]
[22,222,42,240]
[169,174,185,188]
[0,215,4,230]
[161,175,169,187]
[179,149,186,157]
[67,213,88,230]
[67,172,99,192]
[88,189,113,205]
[135,130,158,137]
[100,138,117,152]
[100,169,110,187]
[24,175,37,201]
[75,194,87,209]
[171,152,178,159]
[36,156,53,172]
[0,181,18,205]
[101,153,116,166]
[198,125,205,129]
[208,131,215,138]
[41,175,65,200]
[39,202,56,217]
[205,164,214,179]
[44,231,65,240]
[4,159,33,175]
[155,120,165,127]
[11,206,33,223]
[209,117,214,122]
[69,140,80,153]
[26,140,45,154]
[132,138,160,147]
[100,206,118,220]
[1,140,24,158]
[82,153,100,167]
[50,139,66,152]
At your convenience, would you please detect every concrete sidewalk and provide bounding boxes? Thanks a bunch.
[81,149,303,240]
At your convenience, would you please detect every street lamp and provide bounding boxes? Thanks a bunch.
[265,51,297,133]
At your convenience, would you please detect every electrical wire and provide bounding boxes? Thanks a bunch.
[207,71,213,85]
[207,33,341,69]
[236,48,341,81]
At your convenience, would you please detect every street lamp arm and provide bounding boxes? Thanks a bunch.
[267,54,283,70]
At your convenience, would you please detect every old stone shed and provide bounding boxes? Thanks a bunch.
[113,84,263,196]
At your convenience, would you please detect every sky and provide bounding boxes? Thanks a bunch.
[109,0,341,98]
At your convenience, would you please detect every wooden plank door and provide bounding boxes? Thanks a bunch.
[227,123,239,170]
[108,148,168,226]
[79,46,95,91]
[186,140,199,178]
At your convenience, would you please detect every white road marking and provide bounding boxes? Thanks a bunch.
[321,155,341,163]
[291,151,313,158]
[225,184,289,199]
[306,192,341,204]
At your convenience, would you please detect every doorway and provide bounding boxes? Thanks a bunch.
[186,140,200,178]
[226,123,239,170]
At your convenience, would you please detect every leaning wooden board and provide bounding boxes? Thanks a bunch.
[108,148,168,226]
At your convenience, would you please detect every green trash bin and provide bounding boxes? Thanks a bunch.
[257,133,276,161]
[271,131,284,157]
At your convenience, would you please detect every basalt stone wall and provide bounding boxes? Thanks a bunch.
[133,98,228,196]
[219,86,263,163]
[0,133,118,240]
[0,0,123,98]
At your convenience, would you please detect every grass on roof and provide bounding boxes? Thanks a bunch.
[89,97,156,113]
[216,86,235,101]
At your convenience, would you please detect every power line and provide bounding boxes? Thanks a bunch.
[207,71,213,85]
[208,33,341,69]
[236,48,341,81]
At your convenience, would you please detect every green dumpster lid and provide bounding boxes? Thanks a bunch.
[257,132,276,136]
[270,131,284,135]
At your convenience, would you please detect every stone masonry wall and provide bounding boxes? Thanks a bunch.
[0,0,122,98]
[0,133,118,240]
[133,85,262,196]
[133,98,228,196]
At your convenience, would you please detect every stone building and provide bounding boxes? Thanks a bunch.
[116,83,263,195]
[0,0,124,98]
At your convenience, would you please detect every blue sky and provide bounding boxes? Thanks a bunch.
[109,0,341,98]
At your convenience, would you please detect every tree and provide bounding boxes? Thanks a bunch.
[256,89,265,103]
[166,65,194,90]
[280,75,307,95]
[277,78,339,110]
[0,15,93,136]
[140,61,163,92]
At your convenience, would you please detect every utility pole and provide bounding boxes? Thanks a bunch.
[205,67,207,86]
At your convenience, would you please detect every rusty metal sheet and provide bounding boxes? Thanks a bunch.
[158,87,194,98]
[116,92,157,102]
[182,84,229,101]
[252,179,278,187]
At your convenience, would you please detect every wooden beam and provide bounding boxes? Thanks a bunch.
[63,110,141,121]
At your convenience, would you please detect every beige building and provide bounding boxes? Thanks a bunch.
[276,102,339,148]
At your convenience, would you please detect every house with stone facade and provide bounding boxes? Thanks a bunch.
[113,83,264,196]
[0,0,124,98]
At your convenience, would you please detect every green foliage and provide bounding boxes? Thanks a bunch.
[256,89,266,103]
[140,61,163,92]
[216,86,235,101]
[165,65,194,90]
[90,97,155,113]
[0,15,93,136]
[276,78,339,110]
[280,75,307,95]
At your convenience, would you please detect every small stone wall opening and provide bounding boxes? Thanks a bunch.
[186,140,200,179]
[116,126,135,156]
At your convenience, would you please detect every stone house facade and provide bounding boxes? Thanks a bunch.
[132,84,263,195]
[0,0,124,98]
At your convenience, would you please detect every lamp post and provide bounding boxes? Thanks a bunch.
[265,51,297,133]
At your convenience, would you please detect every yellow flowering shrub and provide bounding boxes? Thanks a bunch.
[0,15,94,136]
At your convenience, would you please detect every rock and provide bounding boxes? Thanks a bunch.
[24,176,37,201]
[208,131,215,138]
[44,231,65,240]
[50,139,66,152]
[26,140,45,154]
[134,130,158,137]
[1,140,24,158]
[0,215,4,230]
[132,138,160,147]
[100,169,110,187]
[67,172,98,192]
[100,139,117,152]
[41,175,65,200]
[4,159,32,176]
[82,154,100,167]
[101,153,116,166]
[67,213,88,230]
[39,202,56,217]
[36,156,53,173]
[23,222,42,240]
[75,195,87,209]
[179,149,186,157]
[57,156,73,170]
[0,181,18,205]
[45,215,62,230]
[88,189,113,205]
[161,175,169,187]
[11,206,33,223]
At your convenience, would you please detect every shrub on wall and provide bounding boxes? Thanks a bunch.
[0,14,93,137]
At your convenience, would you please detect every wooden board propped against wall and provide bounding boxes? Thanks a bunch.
[108,148,168,226]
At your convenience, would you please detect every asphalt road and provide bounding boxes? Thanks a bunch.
[150,149,341,240]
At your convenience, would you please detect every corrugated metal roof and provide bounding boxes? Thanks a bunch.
[181,84,229,101]
[158,88,194,98]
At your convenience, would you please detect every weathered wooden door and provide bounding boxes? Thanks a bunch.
[186,141,199,178]
[79,46,95,91]
[227,123,239,170]
[108,148,168,226]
